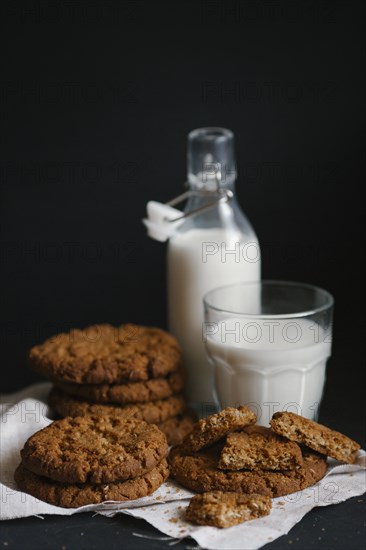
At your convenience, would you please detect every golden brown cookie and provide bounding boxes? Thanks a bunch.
[218,425,303,471]
[170,443,270,496]
[186,491,272,528]
[29,323,182,385]
[182,406,256,452]
[14,459,169,508]
[157,411,197,446]
[48,387,187,424]
[55,369,185,404]
[169,443,327,497]
[270,412,360,464]
[261,450,327,497]
[21,414,168,484]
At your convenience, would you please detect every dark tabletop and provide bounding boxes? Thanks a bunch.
[0,498,365,550]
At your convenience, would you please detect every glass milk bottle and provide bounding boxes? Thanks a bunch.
[167,127,261,413]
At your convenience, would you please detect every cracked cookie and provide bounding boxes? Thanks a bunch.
[21,414,168,484]
[29,323,182,385]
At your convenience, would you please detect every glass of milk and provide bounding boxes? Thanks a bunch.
[203,280,334,426]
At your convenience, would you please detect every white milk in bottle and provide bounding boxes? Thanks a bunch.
[167,128,260,413]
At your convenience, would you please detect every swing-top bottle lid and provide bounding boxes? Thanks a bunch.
[143,127,236,242]
[187,127,236,190]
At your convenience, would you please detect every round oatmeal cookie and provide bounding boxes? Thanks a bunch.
[48,386,187,424]
[21,414,169,485]
[158,410,197,446]
[169,444,327,497]
[14,459,169,508]
[55,369,185,404]
[29,323,182,385]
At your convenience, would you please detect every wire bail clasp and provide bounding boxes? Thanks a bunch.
[143,177,233,242]
[165,185,233,223]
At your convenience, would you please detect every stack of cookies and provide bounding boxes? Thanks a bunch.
[170,407,360,528]
[29,323,196,445]
[15,413,170,508]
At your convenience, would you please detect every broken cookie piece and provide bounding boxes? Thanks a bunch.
[186,490,272,528]
[270,412,360,464]
[218,425,303,471]
[182,406,256,452]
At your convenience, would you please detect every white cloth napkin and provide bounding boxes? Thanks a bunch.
[1,383,365,550]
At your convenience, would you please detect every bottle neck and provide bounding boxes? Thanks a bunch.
[184,176,236,219]
[187,175,236,194]
[187,127,236,193]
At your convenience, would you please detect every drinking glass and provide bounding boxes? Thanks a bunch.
[203,280,334,426]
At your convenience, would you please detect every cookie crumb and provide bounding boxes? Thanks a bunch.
[169,517,179,524]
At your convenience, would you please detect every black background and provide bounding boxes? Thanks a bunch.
[0,0,365,436]
[0,2,365,548]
